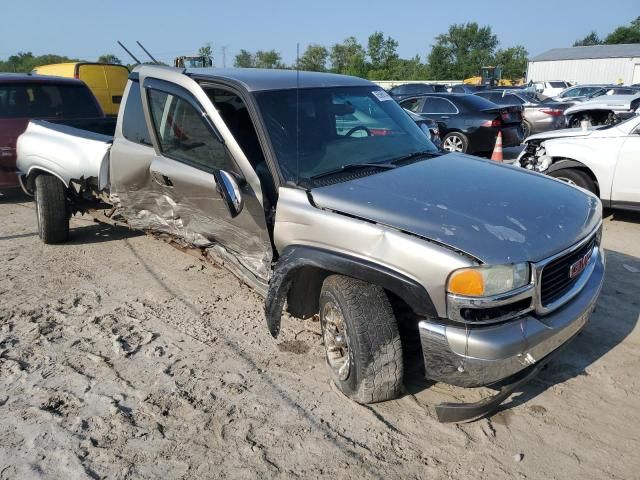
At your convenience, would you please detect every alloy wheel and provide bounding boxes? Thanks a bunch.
[443,135,464,152]
[321,300,351,381]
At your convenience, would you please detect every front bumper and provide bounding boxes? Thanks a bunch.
[418,245,605,388]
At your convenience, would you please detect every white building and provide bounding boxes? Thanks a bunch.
[527,44,640,85]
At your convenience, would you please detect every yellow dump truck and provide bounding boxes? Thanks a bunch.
[32,63,129,116]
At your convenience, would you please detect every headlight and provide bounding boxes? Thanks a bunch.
[447,263,530,297]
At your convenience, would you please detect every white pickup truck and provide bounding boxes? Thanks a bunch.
[518,115,640,211]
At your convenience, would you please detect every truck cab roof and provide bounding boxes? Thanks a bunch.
[131,65,374,92]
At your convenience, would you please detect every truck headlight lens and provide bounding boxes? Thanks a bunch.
[447,263,530,297]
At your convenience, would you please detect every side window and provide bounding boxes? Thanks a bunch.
[423,97,456,114]
[400,97,424,113]
[122,81,152,145]
[147,88,232,172]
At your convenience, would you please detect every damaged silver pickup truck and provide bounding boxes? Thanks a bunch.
[16,65,605,422]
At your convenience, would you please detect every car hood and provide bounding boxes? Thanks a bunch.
[310,154,601,264]
[525,127,596,142]
[564,94,640,114]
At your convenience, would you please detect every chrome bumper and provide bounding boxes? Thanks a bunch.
[419,247,605,388]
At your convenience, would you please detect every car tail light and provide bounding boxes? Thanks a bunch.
[481,119,502,127]
[539,108,563,116]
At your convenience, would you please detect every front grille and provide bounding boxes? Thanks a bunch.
[540,236,596,306]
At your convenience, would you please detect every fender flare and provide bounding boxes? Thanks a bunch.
[265,245,438,337]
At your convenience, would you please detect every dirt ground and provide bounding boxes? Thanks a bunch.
[1,188,639,480]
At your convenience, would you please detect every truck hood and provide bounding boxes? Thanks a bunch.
[310,154,601,264]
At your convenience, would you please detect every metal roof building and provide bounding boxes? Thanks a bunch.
[526,44,640,85]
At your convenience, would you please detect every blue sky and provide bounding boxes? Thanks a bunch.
[2,0,638,65]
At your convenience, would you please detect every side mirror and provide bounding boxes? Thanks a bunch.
[213,170,244,218]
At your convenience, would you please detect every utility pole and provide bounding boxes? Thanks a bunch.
[221,45,228,68]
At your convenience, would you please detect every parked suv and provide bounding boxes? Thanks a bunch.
[388,82,447,101]
[16,66,604,422]
[0,73,106,189]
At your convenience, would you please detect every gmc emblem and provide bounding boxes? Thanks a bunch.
[569,250,592,279]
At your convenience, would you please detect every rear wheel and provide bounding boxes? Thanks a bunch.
[319,275,403,404]
[522,120,533,138]
[441,132,468,153]
[34,174,69,244]
[548,168,596,195]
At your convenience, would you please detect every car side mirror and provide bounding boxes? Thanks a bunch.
[213,170,244,218]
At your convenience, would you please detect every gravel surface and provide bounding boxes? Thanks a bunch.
[1,188,639,479]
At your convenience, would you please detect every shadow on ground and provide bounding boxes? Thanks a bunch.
[495,248,639,413]
[67,222,144,245]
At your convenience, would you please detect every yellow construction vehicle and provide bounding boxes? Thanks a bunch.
[174,56,213,68]
[464,66,524,87]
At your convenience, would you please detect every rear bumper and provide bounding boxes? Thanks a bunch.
[0,170,19,189]
[468,126,523,153]
[418,246,605,388]
[529,115,566,134]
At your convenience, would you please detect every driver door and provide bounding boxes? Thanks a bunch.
[112,67,273,283]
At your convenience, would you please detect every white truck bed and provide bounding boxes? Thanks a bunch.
[16,120,113,191]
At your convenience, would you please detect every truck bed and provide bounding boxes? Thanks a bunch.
[16,119,115,191]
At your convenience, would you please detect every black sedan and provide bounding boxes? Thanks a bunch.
[399,93,524,155]
[388,83,447,101]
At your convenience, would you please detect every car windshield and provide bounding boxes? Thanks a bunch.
[0,83,101,118]
[255,86,438,185]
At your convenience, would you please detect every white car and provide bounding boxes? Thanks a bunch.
[517,115,640,212]
[563,94,640,127]
[529,80,571,98]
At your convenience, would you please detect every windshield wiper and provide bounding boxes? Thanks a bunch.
[389,150,441,165]
[310,162,396,181]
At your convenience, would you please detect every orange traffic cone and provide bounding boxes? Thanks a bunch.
[491,131,503,162]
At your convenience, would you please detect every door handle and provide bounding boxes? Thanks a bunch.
[440,116,449,119]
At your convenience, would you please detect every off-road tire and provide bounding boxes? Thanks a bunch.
[34,174,69,244]
[319,275,403,404]
[548,168,597,195]
[441,132,469,153]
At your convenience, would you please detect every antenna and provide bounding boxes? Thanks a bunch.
[296,42,300,185]
[117,41,141,64]
[136,41,159,63]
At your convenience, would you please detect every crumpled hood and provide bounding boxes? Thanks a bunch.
[525,127,595,142]
[310,154,601,264]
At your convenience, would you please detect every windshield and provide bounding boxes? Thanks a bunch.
[255,86,437,185]
[0,83,101,119]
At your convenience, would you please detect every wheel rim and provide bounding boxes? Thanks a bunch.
[443,135,463,152]
[555,176,577,186]
[321,300,350,381]
[523,123,530,138]
[34,190,43,237]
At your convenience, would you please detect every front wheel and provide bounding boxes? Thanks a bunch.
[319,275,403,404]
[34,174,69,244]
[548,168,597,195]
[441,132,468,153]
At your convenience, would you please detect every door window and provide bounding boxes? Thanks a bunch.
[147,88,234,172]
[399,97,424,113]
[422,97,457,114]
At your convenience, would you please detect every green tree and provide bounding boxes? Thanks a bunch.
[427,22,498,80]
[254,50,285,69]
[493,46,528,80]
[97,54,122,64]
[330,37,367,76]
[234,49,255,68]
[198,43,214,66]
[367,31,399,71]
[0,51,83,73]
[604,16,640,44]
[573,31,602,46]
[298,44,328,71]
